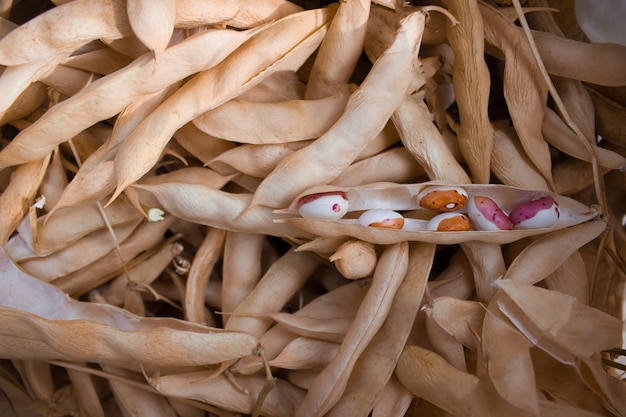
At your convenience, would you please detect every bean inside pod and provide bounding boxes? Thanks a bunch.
[417,186,469,212]
[298,191,349,220]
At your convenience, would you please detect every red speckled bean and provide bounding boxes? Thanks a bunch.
[510,196,559,229]
[468,196,514,231]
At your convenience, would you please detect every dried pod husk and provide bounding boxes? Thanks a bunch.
[193,94,348,143]
[293,242,409,417]
[61,47,133,75]
[100,35,149,59]
[127,0,175,59]
[27,199,142,258]
[224,249,320,339]
[391,94,470,185]
[280,181,598,245]
[233,278,370,375]
[304,0,370,99]
[18,360,54,404]
[0,249,259,370]
[184,228,226,325]
[18,218,143,282]
[0,156,50,246]
[245,1,305,26]
[124,166,234,216]
[296,236,351,256]
[221,231,264,325]
[38,148,68,211]
[491,120,551,191]
[503,220,607,286]
[209,141,312,178]
[103,365,178,417]
[0,0,131,66]
[396,345,479,416]
[424,306,467,371]
[429,250,474,301]
[270,337,340,370]
[481,2,554,188]
[248,11,428,210]
[52,215,176,297]
[0,55,66,116]
[325,241,435,417]
[424,296,484,352]
[331,146,425,187]
[532,29,626,87]
[268,313,352,345]
[482,297,539,416]
[171,3,224,28]
[495,279,626,416]
[0,27,256,168]
[371,377,413,417]
[104,241,181,307]
[149,371,304,417]
[588,87,626,148]
[65,364,106,417]
[235,70,306,102]
[110,7,334,201]
[542,106,626,170]
[287,369,319,391]
[460,240,505,302]
[131,182,310,238]
[0,82,47,125]
[545,250,590,305]
[444,0,494,184]
[553,157,610,196]
[329,239,378,279]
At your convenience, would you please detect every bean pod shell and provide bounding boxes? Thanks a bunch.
[280,181,599,245]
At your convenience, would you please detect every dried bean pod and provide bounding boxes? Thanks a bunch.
[280,182,599,245]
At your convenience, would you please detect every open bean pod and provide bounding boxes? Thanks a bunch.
[277,181,600,245]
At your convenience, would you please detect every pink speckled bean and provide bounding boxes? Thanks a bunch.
[510,196,559,229]
[468,196,514,231]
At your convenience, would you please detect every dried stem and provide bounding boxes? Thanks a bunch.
[252,346,277,417]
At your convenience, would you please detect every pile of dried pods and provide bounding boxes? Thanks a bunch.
[0,0,625,416]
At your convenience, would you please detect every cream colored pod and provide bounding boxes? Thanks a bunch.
[279,182,600,245]
[329,240,378,280]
